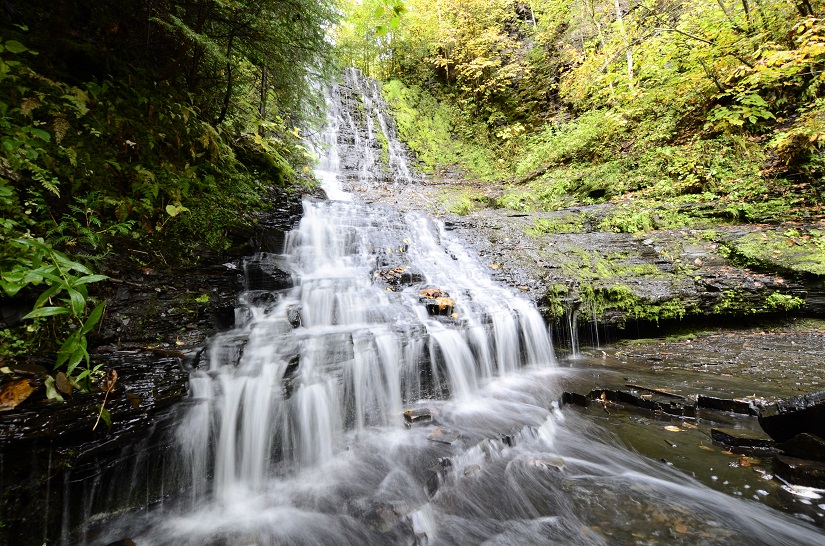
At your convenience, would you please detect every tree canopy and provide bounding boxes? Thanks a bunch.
[337,0,825,209]
[0,0,337,370]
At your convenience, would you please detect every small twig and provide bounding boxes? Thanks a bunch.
[92,370,118,431]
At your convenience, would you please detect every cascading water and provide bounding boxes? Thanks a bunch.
[91,70,824,546]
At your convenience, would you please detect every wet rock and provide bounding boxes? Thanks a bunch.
[424,457,452,497]
[374,267,423,287]
[758,390,825,442]
[419,288,455,317]
[778,433,825,461]
[428,427,460,445]
[104,539,136,546]
[697,395,754,415]
[562,391,589,407]
[710,427,775,449]
[403,408,432,425]
[55,372,72,395]
[773,455,825,488]
[527,456,565,471]
[243,254,292,291]
[287,305,302,328]
[8,362,48,377]
[571,388,697,418]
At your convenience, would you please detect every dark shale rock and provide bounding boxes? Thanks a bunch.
[428,427,461,445]
[562,388,697,417]
[243,253,292,291]
[758,390,825,442]
[562,391,589,407]
[698,395,755,415]
[710,427,775,449]
[773,455,825,488]
[778,433,825,461]
[424,457,452,497]
[403,408,432,425]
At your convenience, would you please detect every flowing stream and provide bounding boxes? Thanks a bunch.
[91,70,823,546]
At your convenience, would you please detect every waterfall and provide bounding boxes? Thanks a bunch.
[90,70,825,546]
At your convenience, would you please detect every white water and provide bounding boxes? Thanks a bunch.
[90,70,825,546]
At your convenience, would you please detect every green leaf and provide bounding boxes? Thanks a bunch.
[22,306,69,319]
[29,128,50,142]
[53,253,92,275]
[56,332,80,368]
[66,346,87,376]
[67,287,85,317]
[389,16,400,30]
[72,274,109,286]
[375,25,388,37]
[33,284,63,310]
[81,301,106,334]
[4,40,27,54]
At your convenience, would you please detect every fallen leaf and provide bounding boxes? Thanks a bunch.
[126,392,141,409]
[664,426,682,432]
[699,444,714,451]
[674,524,688,534]
[490,263,500,269]
[55,371,73,395]
[681,422,698,429]
[0,379,36,410]
[435,297,454,310]
[420,288,445,298]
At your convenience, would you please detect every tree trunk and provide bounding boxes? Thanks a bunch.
[613,0,634,89]
[215,33,235,126]
[259,66,268,123]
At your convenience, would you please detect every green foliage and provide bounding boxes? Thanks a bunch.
[382,79,498,178]
[515,110,627,176]
[0,0,335,364]
[0,238,106,379]
[764,292,806,312]
[337,0,825,220]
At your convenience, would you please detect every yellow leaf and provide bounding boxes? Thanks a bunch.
[664,426,682,432]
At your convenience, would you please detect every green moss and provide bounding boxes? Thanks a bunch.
[528,214,588,235]
[439,188,489,216]
[724,229,825,276]
[579,283,690,326]
[764,292,805,311]
[541,283,570,319]
[713,289,806,314]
